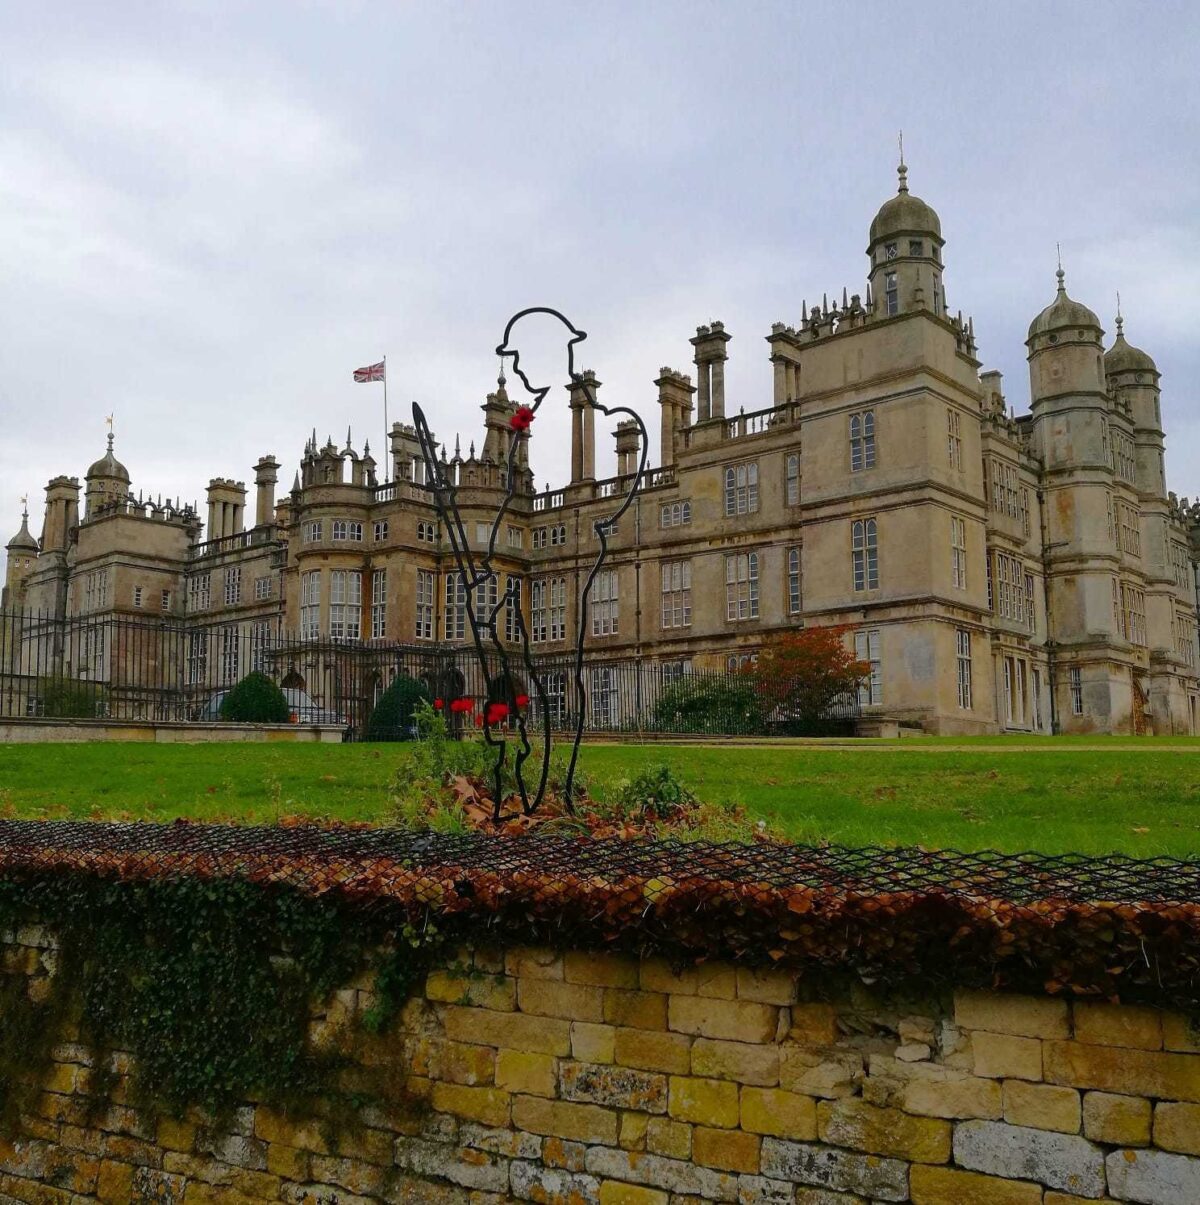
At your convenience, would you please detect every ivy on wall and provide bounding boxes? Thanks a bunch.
[0,875,440,1121]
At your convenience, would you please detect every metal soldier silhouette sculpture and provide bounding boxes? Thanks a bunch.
[412,308,648,819]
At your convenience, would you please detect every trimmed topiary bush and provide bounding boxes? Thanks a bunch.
[219,672,290,724]
[366,674,432,741]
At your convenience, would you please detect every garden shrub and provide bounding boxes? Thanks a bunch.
[219,671,290,724]
[367,674,432,741]
[39,676,106,719]
[651,675,764,735]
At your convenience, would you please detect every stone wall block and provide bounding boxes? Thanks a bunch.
[1152,1101,1200,1155]
[1045,1039,1200,1102]
[901,1075,1002,1120]
[1074,1001,1163,1051]
[779,1048,863,1098]
[614,1029,692,1075]
[511,1095,620,1146]
[909,1163,1042,1204]
[560,1062,668,1113]
[733,1174,794,1203]
[1106,1147,1200,1204]
[1002,1080,1081,1133]
[692,1126,760,1174]
[496,1050,557,1098]
[816,1098,951,1163]
[518,978,606,1023]
[691,1038,780,1087]
[953,1119,1106,1197]
[511,1158,602,1201]
[444,1005,573,1056]
[739,1087,818,1140]
[971,1032,1043,1081]
[1082,1090,1151,1146]
[564,951,640,990]
[668,1076,741,1129]
[573,1022,617,1064]
[757,1138,909,1201]
[505,947,564,981]
[425,969,517,1012]
[955,990,1071,1039]
[669,996,779,1044]
[735,969,798,1006]
[604,989,669,1031]
[429,1082,511,1128]
[584,1145,741,1200]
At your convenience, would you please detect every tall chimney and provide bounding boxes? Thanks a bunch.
[41,477,80,554]
[569,372,599,483]
[614,420,640,477]
[690,321,732,422]
[655,369,696,468]
[253,456,279,527]
[206,479,246,542]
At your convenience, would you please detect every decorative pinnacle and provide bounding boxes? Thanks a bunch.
[1115,290,1124,337]
[1055,243,1065,294]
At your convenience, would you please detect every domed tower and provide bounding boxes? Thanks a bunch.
[84,432,131,519]
[1105,311,1164,499]
[866,161,945,319]
[1027,267,1107,470]
[3,502,39,609]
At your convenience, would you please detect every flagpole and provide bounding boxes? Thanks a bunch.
[383,354,389,482]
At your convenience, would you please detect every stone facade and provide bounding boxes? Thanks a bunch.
[6,165,1200,733]
[4,935,1200,1203]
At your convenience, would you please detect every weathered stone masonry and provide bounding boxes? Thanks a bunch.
[3,935,1200,1203]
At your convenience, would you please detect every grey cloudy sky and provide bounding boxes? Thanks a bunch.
[2,1,1198,543]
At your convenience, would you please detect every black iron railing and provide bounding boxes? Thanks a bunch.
[0,608,856,739]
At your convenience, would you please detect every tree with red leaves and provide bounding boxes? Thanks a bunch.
[754,625,870,728]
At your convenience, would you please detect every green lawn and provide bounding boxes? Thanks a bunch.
[1,739,1200,857]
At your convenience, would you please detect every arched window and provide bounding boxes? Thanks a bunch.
[852,518,879,591]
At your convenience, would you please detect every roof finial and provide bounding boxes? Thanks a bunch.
[105,412,114,451]
[1115,290,1124,337]
[1055,243,1065,293]
[19,494,27,519]
[897,130,908,194]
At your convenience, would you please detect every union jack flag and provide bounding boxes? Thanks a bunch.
[353,360,386,383]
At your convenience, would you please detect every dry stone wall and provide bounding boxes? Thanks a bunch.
[3,935,1200,1203]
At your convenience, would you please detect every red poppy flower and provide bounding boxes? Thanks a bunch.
[509,405,535,432]
[449,697,473,715]
[515,694,530,708]
[486,702,510,725]
[474,713,483,727]
[433,698,444,710]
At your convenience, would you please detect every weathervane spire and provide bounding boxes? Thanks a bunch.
[896,130,908,194]
[1115,290,1124,337]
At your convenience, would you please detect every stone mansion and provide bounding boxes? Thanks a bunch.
[6,165,1200,734]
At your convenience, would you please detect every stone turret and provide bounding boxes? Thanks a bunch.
[1105,311,1165,499]
[84,433,130,519]
[866,162,945,320]
[3,503,39,609]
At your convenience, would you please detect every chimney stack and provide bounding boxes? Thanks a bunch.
[206,479,246,542]
[253,456,279,527]
[690,321,732,422]
[655,369,696,468]
[569,371,599,483]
